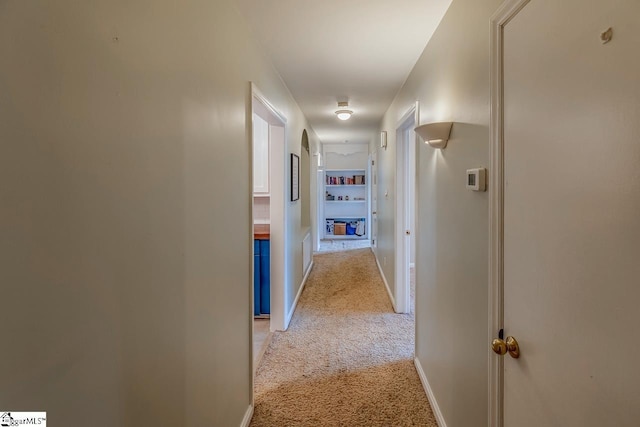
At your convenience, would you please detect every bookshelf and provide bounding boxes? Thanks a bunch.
[324,169,367,239]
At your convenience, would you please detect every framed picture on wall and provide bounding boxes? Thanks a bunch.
[291,153,300,201]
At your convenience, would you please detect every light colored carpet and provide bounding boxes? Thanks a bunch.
[251,248,436,426]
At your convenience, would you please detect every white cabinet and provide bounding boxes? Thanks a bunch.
[323,169,367,239]
[253,113,269,194]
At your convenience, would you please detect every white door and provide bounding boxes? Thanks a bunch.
[494,0,640,425]
[395,111,416,314]
[371,154,377,250]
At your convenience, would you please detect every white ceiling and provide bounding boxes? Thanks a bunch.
[235,0,452,145]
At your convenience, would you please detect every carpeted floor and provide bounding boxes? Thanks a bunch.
[251,248,437,426]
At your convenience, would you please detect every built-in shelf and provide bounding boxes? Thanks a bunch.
[324,169,368,240]
[324,234,366,240]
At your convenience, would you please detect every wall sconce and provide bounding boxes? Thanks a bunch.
[414,122,453,149]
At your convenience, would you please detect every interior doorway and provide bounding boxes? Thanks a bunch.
[395,104,418,314]
[370,152,378,252]
[251,84,286,372]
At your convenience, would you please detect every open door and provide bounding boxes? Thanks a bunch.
[395,105,418,314]
[490,1,640,425]
[370,152,378,251]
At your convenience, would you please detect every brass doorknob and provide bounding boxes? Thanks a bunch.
[491,336,520,359]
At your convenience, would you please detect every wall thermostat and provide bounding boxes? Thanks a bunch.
[466,168,486,191]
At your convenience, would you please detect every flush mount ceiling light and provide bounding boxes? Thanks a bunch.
[415,122,453,149]
[335,101,353,121]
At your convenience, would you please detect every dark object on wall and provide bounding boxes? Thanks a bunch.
[291,153,300,201]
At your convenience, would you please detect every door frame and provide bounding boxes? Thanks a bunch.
[315,167,324,252]
[370,151,377,252]
[489,1,531,426]
[251,83,287,334]
[395,102,419,314]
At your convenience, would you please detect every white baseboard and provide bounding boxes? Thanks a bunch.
[375,255,396,311]
[414,357,447,427]
[240,404,253,427]
[284,260,314,329]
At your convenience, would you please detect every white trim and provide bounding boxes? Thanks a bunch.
[375,255,396,311]
[316,169,325,252]
[272,124,287,333]
[367,153,373,240]
[396,103,418,129]
[370,152,377,252]
[251,84,287,124]
[240,404,253,427]
[284,260,314,329]
[414,357,447,427]
[394,102,419,314]
[489,2,530,427]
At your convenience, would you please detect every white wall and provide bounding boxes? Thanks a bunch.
[253,197,270,223]
[0,1,315,425]
[286,127,320,317]
[374,0,501,425]
[323,143,369,170]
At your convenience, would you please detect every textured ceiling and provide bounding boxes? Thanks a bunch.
[235,0,452,145]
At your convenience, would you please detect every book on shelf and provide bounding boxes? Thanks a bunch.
[326,175,366,185]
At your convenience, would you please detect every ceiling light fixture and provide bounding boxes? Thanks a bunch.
[335,101,353,121]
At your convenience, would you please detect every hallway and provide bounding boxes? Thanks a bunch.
[251,249,434,426]
[3,1,640,426]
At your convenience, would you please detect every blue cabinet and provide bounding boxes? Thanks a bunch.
[254,239,270,316]
[253,240,261,316]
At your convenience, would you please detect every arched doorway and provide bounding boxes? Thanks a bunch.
[301,130,311,229]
